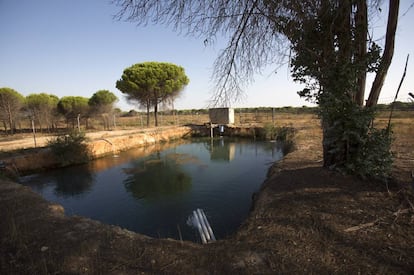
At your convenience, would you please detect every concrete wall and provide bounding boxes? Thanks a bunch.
[3,126,192,174]
[1,125,269,175]
[209,108,234,124]
[88,126,191,157]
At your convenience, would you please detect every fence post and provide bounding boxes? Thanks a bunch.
[77,114,81,132]
[31,118,37,148]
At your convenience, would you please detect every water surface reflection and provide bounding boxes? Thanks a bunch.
[123,153,192,200]
[21,138,284,242]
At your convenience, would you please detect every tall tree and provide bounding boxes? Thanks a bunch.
[26,93,59,132]
[116,62,189,127]
[57,96,89,129]
[88,90,118,130]
[114,0,400,178]
[0,87,25,134]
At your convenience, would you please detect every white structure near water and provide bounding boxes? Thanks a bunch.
[209,108,234,125]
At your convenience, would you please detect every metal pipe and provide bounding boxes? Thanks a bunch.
[196,209,211,242]
[192,210,207,244]
[199,209,216,241]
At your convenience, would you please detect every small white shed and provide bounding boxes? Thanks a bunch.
[208,108,234,125]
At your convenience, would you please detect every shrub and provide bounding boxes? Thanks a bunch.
[262,123,278,140]
[261,124,296,141]
[260,124,296,155]
[320,93,394,180]
[344,127,393,180]
[48,131,91,166]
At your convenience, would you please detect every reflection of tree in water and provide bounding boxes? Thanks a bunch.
[123,153,192,200]
[53,166,95,197]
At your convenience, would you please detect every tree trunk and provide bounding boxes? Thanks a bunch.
[38,117,43,133]
[337,0,352,63]
[322,0,399,170]
[102,115,106,130]
[154,103,158,127]
[146,104,150,127]
[355,0,367,106]
[366,0,399,107]
[7,104,14,135]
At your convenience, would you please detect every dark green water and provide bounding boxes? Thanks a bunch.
[20,138,283,243]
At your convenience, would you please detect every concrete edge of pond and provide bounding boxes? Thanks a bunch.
[0,125,291,175]
[0,126,193,175]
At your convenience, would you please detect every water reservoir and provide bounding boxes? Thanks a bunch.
[20,137,283,243]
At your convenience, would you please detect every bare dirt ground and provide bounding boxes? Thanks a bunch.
[1,116,413,274]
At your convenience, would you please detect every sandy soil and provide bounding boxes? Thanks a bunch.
[1,121,413,274]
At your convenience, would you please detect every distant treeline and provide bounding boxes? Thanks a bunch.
[121,106,318,117]
[376,101,414,111]
[120,102,413,117]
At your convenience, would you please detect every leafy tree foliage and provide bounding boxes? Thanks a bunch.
[88,90,118,130]
[114,0,400,179]
[116,62,189,126]
[26,93,59,132]
[57,96,89,129]
[121,109,139,117]
[0,87,25,134]
[280,1,398,178]
[88,90,118,112]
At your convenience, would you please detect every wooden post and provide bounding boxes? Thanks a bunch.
[31,118,37,148]
[77,114,81,132]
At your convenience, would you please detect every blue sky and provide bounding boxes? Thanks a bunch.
[0,0,413,111]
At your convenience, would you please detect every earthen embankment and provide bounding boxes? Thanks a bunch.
[1,126,192,174]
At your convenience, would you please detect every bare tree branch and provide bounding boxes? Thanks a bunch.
[113,0,289,107]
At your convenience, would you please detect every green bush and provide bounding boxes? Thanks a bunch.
[261,124,296,141]
[48,131,91,167]
[259,124,296,155]
[320,92,393,180]
[344,127,393,180]
[262,123,278,140]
